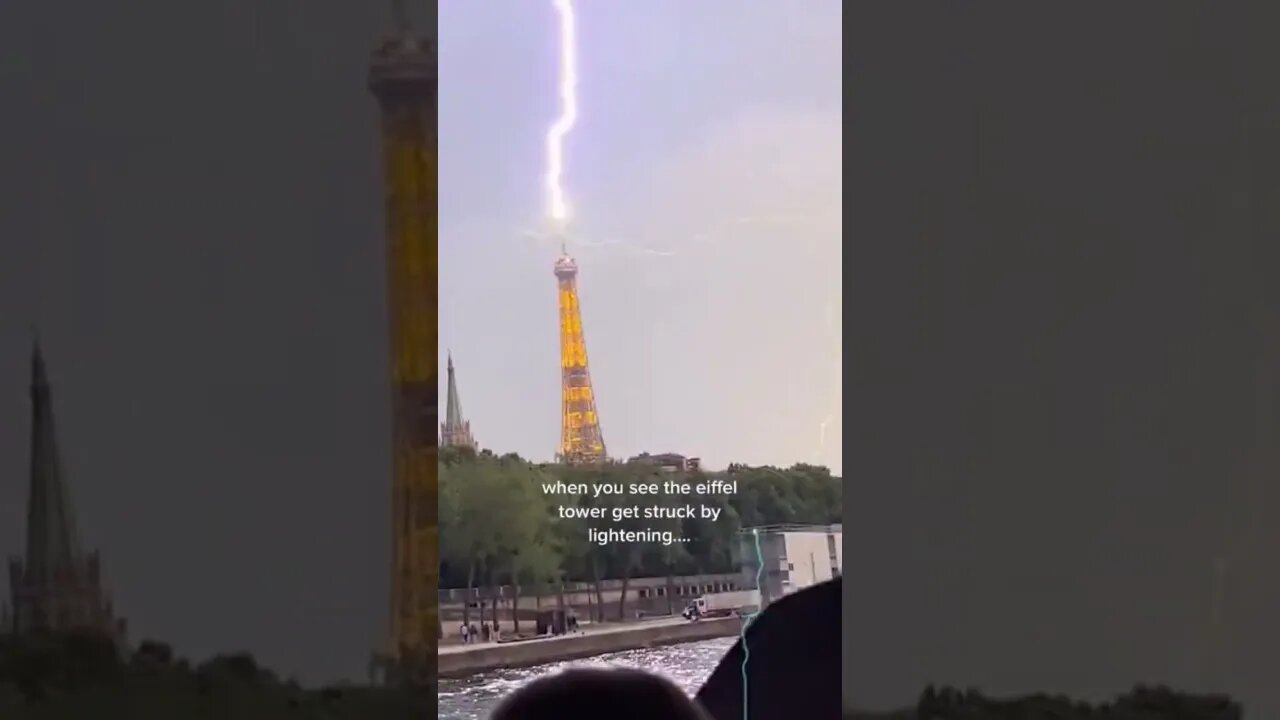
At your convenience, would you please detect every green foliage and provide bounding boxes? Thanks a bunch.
[438,452,842,589]
[439,449,566,629]
[0,632,430,719]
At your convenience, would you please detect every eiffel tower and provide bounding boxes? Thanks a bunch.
[555,247,607,464]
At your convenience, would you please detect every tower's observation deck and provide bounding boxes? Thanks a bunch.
[556,249,607,464]
[554,253,578,279]
[369,19,437,689]
[369,37,435,98]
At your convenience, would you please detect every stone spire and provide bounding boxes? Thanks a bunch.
[23,338,81,584]
[4,338,125,641]
[440,352,476,450]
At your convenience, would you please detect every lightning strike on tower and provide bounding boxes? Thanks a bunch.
[546,0,607,465]
[368,0,438,689]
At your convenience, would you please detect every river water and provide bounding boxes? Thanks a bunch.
[438,637,736,720]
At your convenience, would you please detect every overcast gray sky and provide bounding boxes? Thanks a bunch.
[438,1,842,473]
[0,0,840,687]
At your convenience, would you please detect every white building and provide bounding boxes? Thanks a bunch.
[739,524,842,608]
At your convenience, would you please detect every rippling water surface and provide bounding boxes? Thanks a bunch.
[438,637,735,720]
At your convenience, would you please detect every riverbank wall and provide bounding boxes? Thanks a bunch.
[437,618,740,678]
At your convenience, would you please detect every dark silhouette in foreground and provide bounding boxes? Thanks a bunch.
[847,685,1242,719]
[697,576,843,720]
[491,667,710,720]
[0,631,429,719]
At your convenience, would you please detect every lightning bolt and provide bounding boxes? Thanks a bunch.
[538,2,839,476]
[540,3,831,261]
[521,211,832,260]
[522,227,678,258]
[546,0,579,225]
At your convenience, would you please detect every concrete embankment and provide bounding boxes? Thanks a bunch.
[437,617,740,678]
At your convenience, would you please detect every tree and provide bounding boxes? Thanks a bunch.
[608,463,653,620]
[507,523,561,634]
[440,454,526,624]
[439,453,844,605]
[0,632,433,718]
[488,459,560,635]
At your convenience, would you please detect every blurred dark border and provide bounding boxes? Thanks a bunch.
[847,2,1280,716]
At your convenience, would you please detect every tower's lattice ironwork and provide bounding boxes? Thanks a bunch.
[555,249,607,464]
[368,0,437,689]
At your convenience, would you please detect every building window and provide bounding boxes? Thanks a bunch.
[637,588,649,599]
[787,563,794,571]
[656,587,665,597]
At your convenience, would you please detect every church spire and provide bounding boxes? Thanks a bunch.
[24,336,81,583]
[440,352,476,450]
[5,338,125,640]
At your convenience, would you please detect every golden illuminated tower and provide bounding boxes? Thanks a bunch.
[368,0,437,688]
[556,247,607,464]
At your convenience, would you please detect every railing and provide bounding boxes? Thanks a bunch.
[437,572,742,604]
[741,523,842,534]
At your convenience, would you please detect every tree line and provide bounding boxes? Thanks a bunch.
[896,684,1241,719]
[438,446,842,626]
[0,632,428,719]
